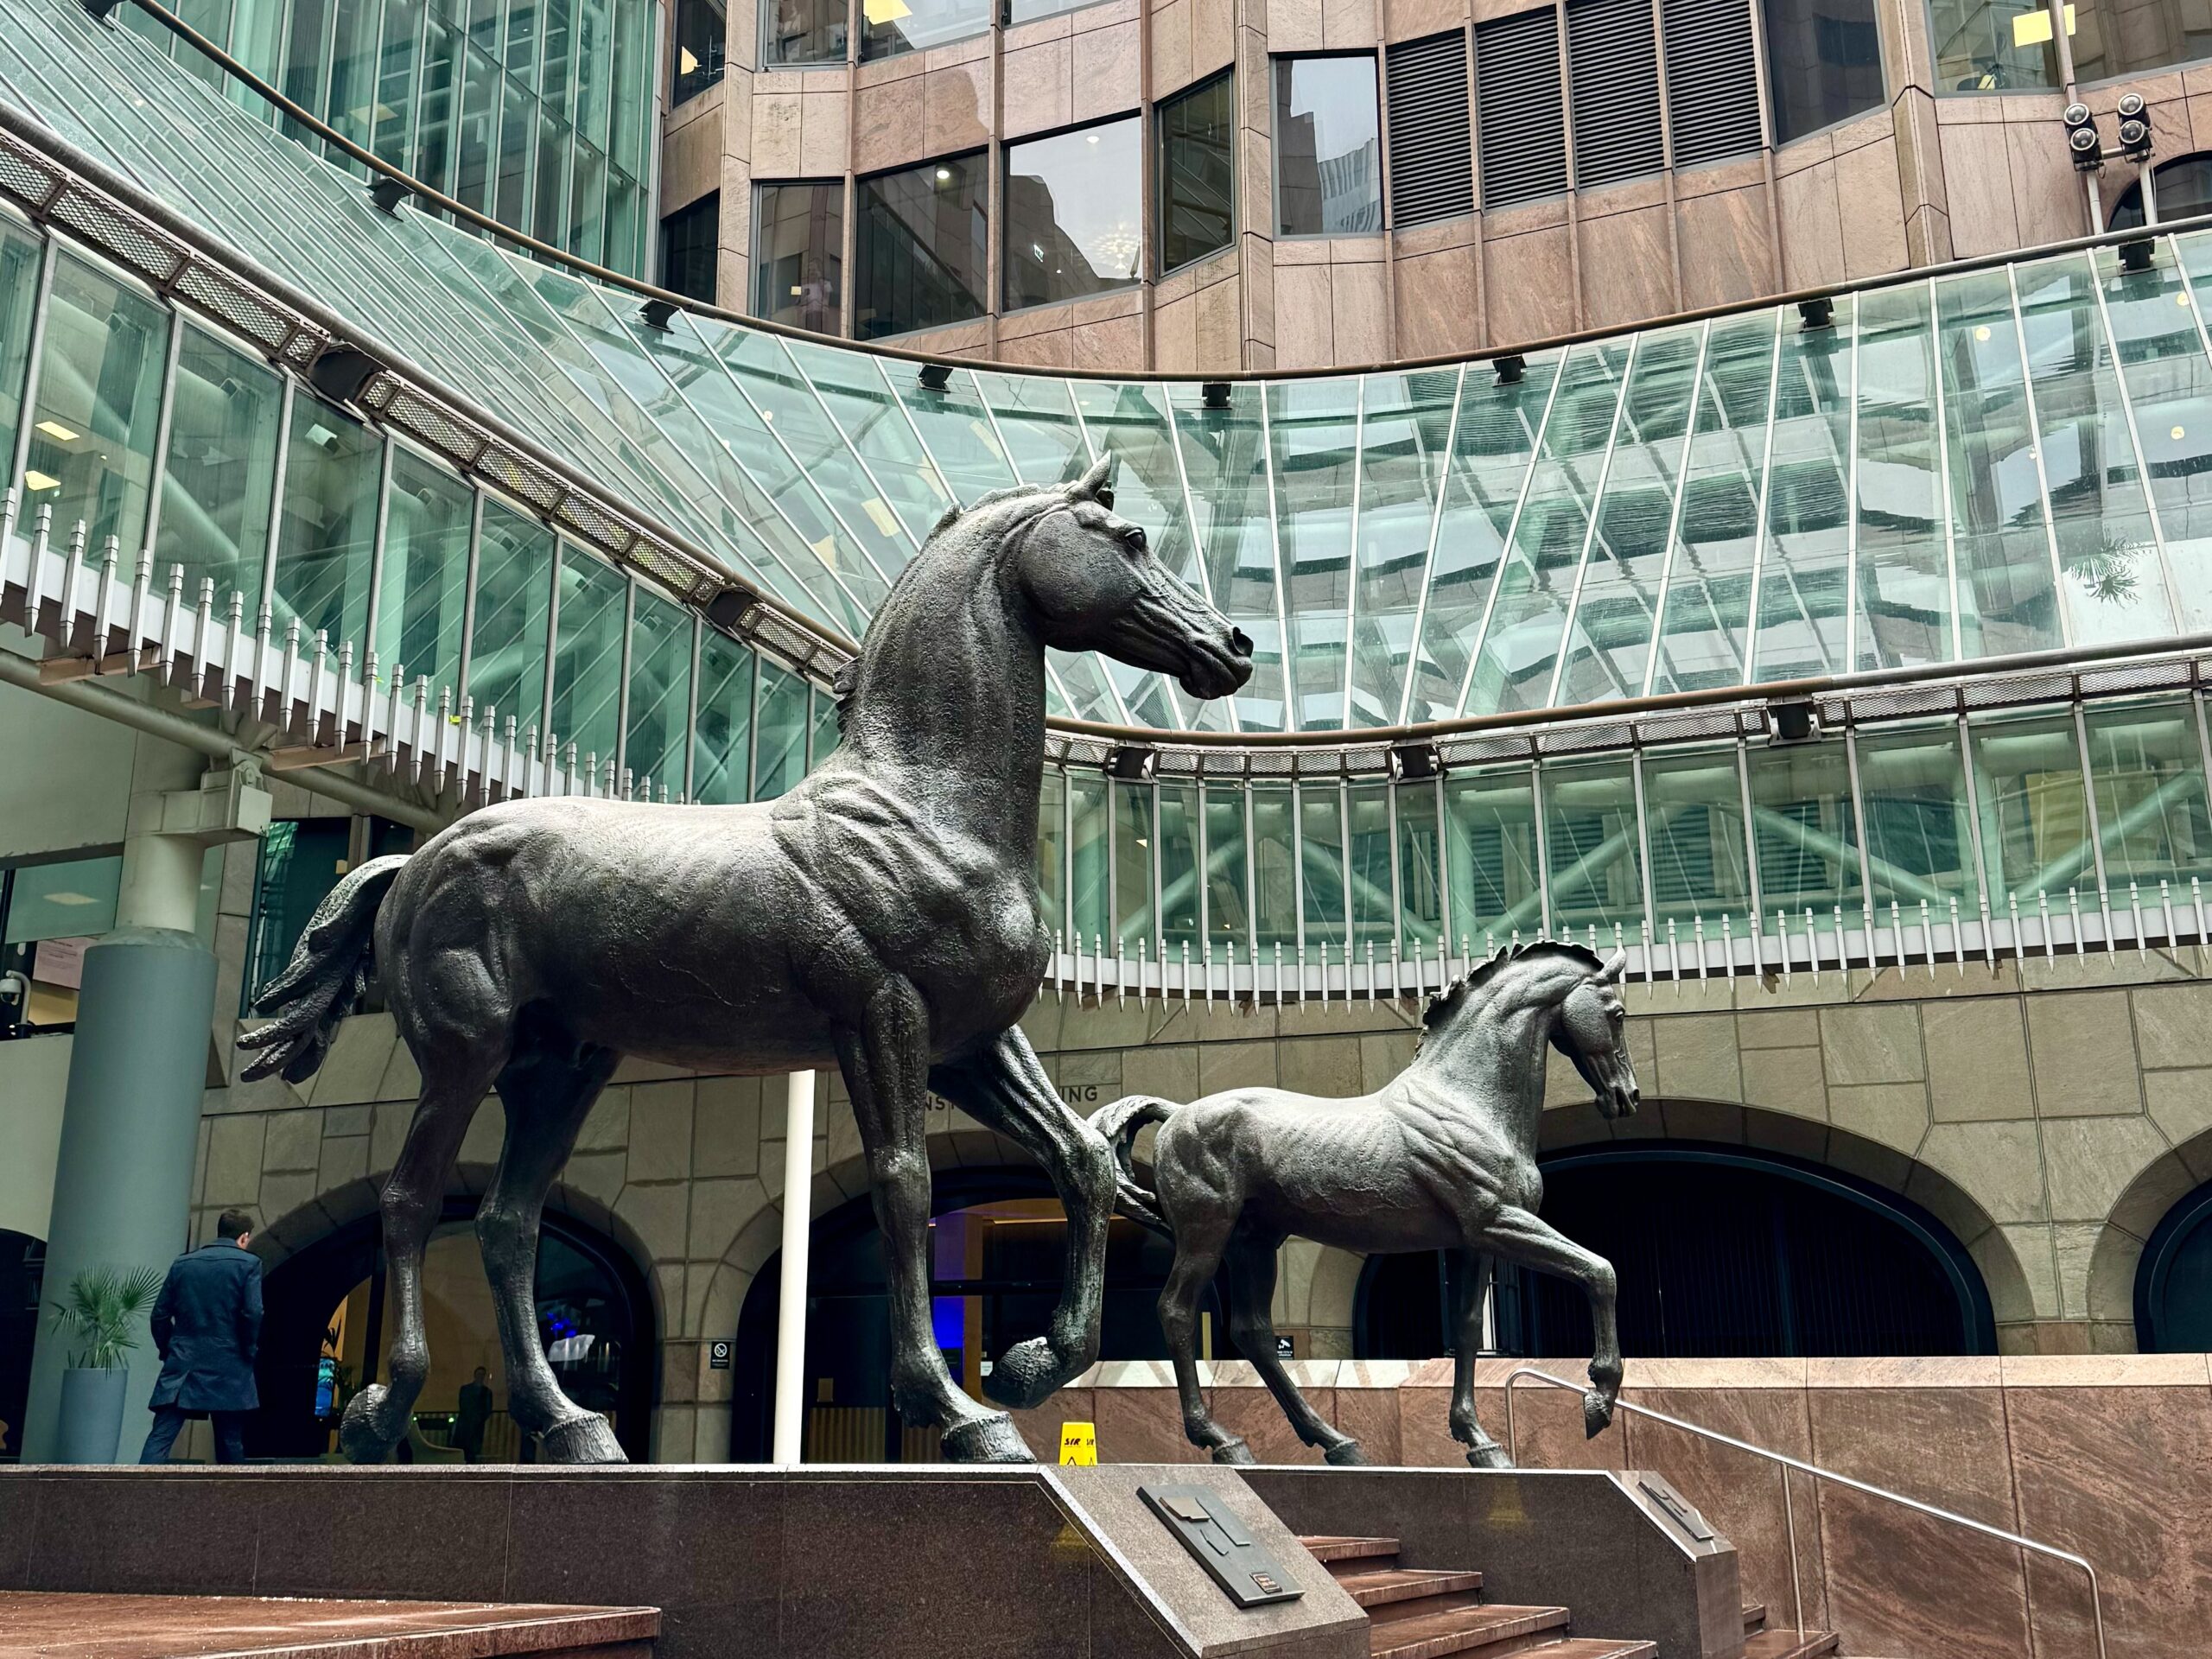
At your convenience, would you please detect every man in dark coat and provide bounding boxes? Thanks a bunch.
[454,1367,494,1462]
[139,1209,263,1464]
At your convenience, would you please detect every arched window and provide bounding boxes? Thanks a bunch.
[2135,1179,2212,1351]
[2109,154,2212,230]
[251,1203,654,1461]
[1355,1145,1993,1359]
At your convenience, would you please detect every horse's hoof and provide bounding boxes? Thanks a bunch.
[981,1337,1066,1411]
[1323,1440,1370,1467]
[1209,1437,1257,1466]
[1465,1441,1514,1470]
[943,1413,1033,1464]
[338,1386,397,1464]
[539,1414,627,1464]
[1584,1389,1618,1438]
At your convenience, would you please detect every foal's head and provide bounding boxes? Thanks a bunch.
[1421,941,1640,1120]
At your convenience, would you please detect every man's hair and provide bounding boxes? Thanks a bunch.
[474,1367,487,1379]
[217,1209,254,1241]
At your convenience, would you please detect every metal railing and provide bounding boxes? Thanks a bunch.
[1501,1367,2107,1659]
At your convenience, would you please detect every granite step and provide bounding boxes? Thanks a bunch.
[1368,1601,1570,1659]
[1743,1603,1766,1630]
[1337,1567,1487,1625]
[1305,1535,1406,1568]
[1507,1644,1660,1659]
[1742,1632,1840,1659]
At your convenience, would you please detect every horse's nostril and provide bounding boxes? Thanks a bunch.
[1230,627,1253,656]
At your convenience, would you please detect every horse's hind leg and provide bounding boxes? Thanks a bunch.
[1472,1205,1622,1437]
[1449,1250,1510,1468]
[1158,1220,1249,1464]
[480,1035,623,1462]
[1224,1236,1366,1465]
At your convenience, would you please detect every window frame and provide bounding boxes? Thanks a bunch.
[671,0,730,105]
[1268,49,1385,242]
[1155,67,1238,279]
[1000,111,1147,315]
[748,177,847,334]
[853,148,992,341]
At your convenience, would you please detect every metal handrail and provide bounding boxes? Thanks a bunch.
[1501,1367,2107,1659]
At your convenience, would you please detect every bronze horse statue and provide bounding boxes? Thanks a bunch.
[1094,941,1637,1468]
[241,457,1251,1464]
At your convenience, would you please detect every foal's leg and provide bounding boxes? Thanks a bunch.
[1449,1250,1510,1468]
[841,979,1026,1461]
[1471,1205,1623,1437]
[480,1041,623,1462]
[1157,1218,1249,1463]
[930,1027,1116,1409]
[1224,1236,1366,1465]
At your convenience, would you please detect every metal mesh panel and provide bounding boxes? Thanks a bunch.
[380,386,483,464]
[556,493,627,549]
[172,264,295,352]
[48,187,183,284]
[1846,683,1963,722]
[1637,708,1751,745]
[0,138,58,207]
[1440,734,1536,765]
[1537,719,1636,754]
[1964,671,2075,709]
[1246,751,1297,776]
[1156,748,1203,774]
[477,445,564,513]
[2080,660,2193,697]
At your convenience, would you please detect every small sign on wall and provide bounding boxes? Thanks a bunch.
[708,1339,732,1371]
[1274,1336,1294,1360]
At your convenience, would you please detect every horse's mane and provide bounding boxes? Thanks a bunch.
[1414,938,1605,1052]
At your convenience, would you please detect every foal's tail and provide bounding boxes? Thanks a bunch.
[1089,1094,1177,1236]
[238,855,408,1084]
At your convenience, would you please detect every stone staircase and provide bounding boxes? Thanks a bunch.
[1303,1535,1844,1659]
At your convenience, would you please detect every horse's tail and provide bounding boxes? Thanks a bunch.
[237,855,408,1084]
[1090,1094,1177,1236]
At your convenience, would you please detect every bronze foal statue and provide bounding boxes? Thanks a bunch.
[243,457,1251,1464]
[1095,942,1637,1468]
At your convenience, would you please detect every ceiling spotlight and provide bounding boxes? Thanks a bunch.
[2063,102,2103,171]
[2116,91,2153,162]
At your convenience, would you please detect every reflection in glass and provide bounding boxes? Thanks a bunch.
[25,255,169,562]
[467,499,554,729]
[1543,760,1643,939]
[155,327,283,615]
[1749,738,1862,931]
[2108,244,2212,627]
[1252,787,1299,950]
[1114,782,1156,950]
[626,590,694,795]
[551,546,628,766]
[1853,285,1948,670]
[1160,782,1201,952]
[855,155,988,339]
[1445,768,1541,945]
[1351,371,1458,725]
[1750,302,1855,680]
[1071,771,1110,949]
[2083,700,2212,893]
[1396,783,1444,950]
[662,193,721,305]
[1301,785,1348,950]
[861,0,990,61]
[274,395,382,649]
[1270,380,1360,729]
[1172,382,1287,728]
[693,631,756,804]
[673,0,726,101]
[375,448,473,697]
[1926,0,2059,89]
[1970,712,2088,902]
[1159,72,1235,273]
[753,182,844,333]
[1205,785,1249,952]
[1644,748,1751,931]
[763,0,848,63]
[1037,768,1067,943]
[1349,783,1395,952]
[1004,120,1142,311]
[755,660,810,799]
[1274,55,1382,236]
[2111,155,2212,230]
[1762,0,1883,142]
[1857,721,1982,919]
[0,226,39,482]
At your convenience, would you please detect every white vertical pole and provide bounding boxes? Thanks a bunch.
[772,1068,817,1465]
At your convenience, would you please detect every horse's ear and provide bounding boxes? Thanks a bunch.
[1071,452,1116,509]
[1599,949,1627,983]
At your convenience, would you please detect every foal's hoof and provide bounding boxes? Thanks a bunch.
[539,1413,627,1464]
[1323,1440,1370,1467]
[943,1413,1034,1464]
[338,1385,398,1465]
[1465,1440,1514,1471]
[1584,1389,1618,1438]
[1209,1436,1257,1466]
[981,1337,1068,1411]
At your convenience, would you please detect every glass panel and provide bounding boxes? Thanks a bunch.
[372,0,424,172]
[1114,781,1155,951]
[2071,0,2209,80]
[2083,700,2212,896]
[3,854,122,944]
[550,546,627,766]
[611,0,654,181]
[1856,721,1982,924]
[153,326,282,615]
[0,225,38,482]
[764,0,847,64]
[1270,379,1361,730]
[1762,0,1882,143]
[752,181,843,333]
[543,0,576,121]
[534,118,572,244]
[1349,782,1395,955]
[454,43,498,211]
[1853,283,1949,670]
[662,191,721,304]
[754,659,810,799]
[569,143,608,264]
[861,0,988,60]
[1970,712,2089,905]
[2016,252,2174,646]
[467,498,554,727]
[2113,155,2212,230]
[1542,760,1643,941]
[626,591,692,795]
[1171,382,1287,729]
[273,395,381,649]
[1750,299,1856,680]
[576,0,615,152]
[1274,55,1382,236]
[1396,782,1444,951]
[1036,767,1066,945]
[810,683,839,765]
[280,0,335,149]
[1251,785,1298,950]
[796,341,950,543]
[2108,241,2212,629]
[1748,737,1863,933]
[1004,118,1142,311]
[692,630,755,805]
[375,447,473,697]
[416,16,461,192]
[1643,747,1751,933]
[1159,70,1235,273]
[1926,0,2060,91]
[855,154,988,339]
[1160,782,1201,954]
[327,0,382,153]
[1204,785,1249,955]
[1444,766,1541,949]
[1070,770,1110,950]
[24,254,168,561]
[1937,270,2063,658]
[1300,784,1348,950]
[496,73,532,226]
[1351,370,1457,726]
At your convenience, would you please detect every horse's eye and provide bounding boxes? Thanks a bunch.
[1120,526,1147,556]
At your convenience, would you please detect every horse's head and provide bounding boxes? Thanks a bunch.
[1552,950,1639,1120]
[1009,454,1252,701]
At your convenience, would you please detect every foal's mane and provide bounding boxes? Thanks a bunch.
[1414,938,1605,1053]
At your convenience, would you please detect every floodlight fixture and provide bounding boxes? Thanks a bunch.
[1106,745,1158,782]
[1493,353,1525,386]
[639,299,677,332]
[2063,102,2103,171]
[2116,91,2153,161]
[1799,296,1835,331]
[1202,381,1232,410]
[918,363,953,392]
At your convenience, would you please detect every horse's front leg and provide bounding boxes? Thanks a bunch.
[838,981,1028,1462]
[930,1026,1116,1409]
[1447,1250,1511,1468]
[1472,1206,1623,1438]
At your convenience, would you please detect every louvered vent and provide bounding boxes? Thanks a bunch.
[1475,7,1567,209]
[1568,0,1664,188]
[1388,30,1474,226]
[1663,0,1764,167]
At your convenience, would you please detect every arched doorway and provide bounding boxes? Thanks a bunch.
[252,1202,655,1460]
[729,1167,1232,1461]
[1354,1143,1993,1358]
[0,1230,43,1461]
[2135,1179,2212,1351]
[2110,154,2212,230]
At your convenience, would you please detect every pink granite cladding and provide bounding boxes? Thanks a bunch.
[1080,1353,2212,1659]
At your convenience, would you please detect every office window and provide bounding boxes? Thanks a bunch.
[1274,55,1382,236]
[861,0,989,62]
[662,193,721,304]
[1159,71,1235,272]
[752,181,844,333]
[855,154,988,339]
[674,0,727,102]
[762,0,847,64]
[1764,0,1882,138]
[24,253,170,562]
[1004,119,1142,311]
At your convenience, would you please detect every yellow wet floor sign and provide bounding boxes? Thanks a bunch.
[1059,1421,1097,1465]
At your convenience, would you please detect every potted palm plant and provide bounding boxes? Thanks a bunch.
[48,1265,164,1464]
